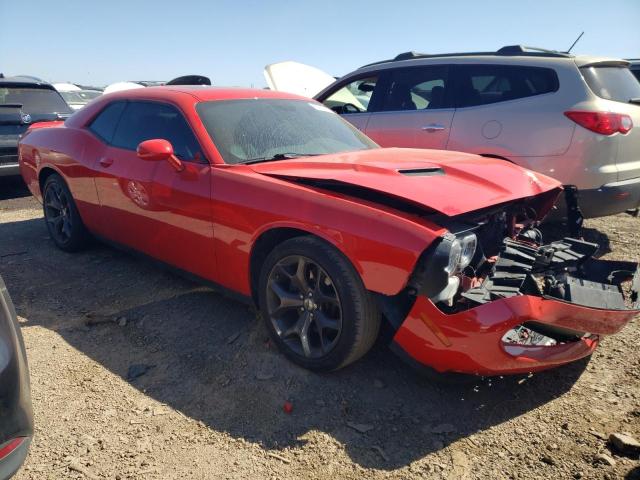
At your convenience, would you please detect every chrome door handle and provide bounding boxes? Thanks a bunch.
[422,124,445,132]
[99,157,114,167]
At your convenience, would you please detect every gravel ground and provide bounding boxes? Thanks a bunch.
[1,176,639,480]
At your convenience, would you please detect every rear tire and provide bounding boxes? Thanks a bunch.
[42,174,90,252]
[258,236,380,371]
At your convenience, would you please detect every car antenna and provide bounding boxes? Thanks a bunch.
[566,31,584,53]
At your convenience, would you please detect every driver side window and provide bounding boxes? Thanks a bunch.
[322,76,379,114]
[111,101,204,162]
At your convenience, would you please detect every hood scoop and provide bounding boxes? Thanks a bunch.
[398,167,444,177]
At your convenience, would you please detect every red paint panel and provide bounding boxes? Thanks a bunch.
[208,167,442,295]
[394,295,638,375]
[249,148,561,217]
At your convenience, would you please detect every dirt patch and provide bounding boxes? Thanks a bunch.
[1,180,638,479]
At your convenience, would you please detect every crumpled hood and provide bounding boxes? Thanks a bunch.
[249,148,562,217]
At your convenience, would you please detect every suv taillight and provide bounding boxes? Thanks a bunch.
[565,111,633,135]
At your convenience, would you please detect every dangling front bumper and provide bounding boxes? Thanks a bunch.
[392,247,640,376]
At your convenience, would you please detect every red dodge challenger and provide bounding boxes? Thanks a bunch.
[18,87,639,375]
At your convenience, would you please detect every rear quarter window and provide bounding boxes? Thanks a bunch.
[580,66,640,103]
[88,101,126,143]
[454,65,559,108]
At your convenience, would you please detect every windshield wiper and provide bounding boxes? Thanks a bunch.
[240,153,322,165]
[629,98,640,105]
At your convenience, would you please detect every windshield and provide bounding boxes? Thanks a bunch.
[0,87,73,114]
[60,90,102,105]
[580,66,640,103]
[196,99,378,164]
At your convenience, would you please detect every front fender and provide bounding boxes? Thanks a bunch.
[210,168,445,296]
[250,219,434,295]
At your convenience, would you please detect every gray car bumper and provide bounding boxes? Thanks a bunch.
[549,177,640,220]
[0,274,33,480]
[0,437,31,480]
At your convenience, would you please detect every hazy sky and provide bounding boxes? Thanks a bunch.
[2,0,639,88]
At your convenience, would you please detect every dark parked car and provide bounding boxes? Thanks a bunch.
[0,275,33,479]
[0,75,73,177]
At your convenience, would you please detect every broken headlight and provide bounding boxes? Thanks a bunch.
[447,233,477,274]
[413,231,478,306]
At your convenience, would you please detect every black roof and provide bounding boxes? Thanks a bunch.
[360,45,573,69]
[0,75,55,89]
[166,75,211,86]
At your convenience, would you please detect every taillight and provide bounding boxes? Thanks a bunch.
[564,111,633,135]
[0,437,25,460]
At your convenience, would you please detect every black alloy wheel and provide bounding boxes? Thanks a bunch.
[42,174,89,251]
[266,254,342,358]
[258,236,380,371]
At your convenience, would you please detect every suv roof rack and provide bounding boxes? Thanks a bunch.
[496,45,570,55]
[393,51,429,61]
[360,45,573,69]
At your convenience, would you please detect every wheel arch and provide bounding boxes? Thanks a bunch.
[38,165,64,192]
[249,226,351,306]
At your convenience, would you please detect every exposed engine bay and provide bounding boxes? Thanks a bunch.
[406,200,640,347]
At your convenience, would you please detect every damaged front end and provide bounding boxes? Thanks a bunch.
[391,199,640,376]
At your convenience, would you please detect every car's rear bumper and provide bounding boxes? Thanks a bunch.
[0,437,31,480]
[392,293,638,376]
[0,275,33,480]
[549,177,640,219]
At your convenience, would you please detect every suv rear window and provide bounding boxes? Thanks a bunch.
[580,66,640,103]
[0,87,72,114]
[455,65,559,107]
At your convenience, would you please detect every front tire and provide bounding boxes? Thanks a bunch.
[258,236,380,371]
[42,174,90,252]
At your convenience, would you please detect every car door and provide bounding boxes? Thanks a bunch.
[364,65,455,149]
[93,100,216,280]
[446,64,569,160]
[318,74,384,132]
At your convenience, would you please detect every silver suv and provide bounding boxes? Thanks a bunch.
[315,46,640,218]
